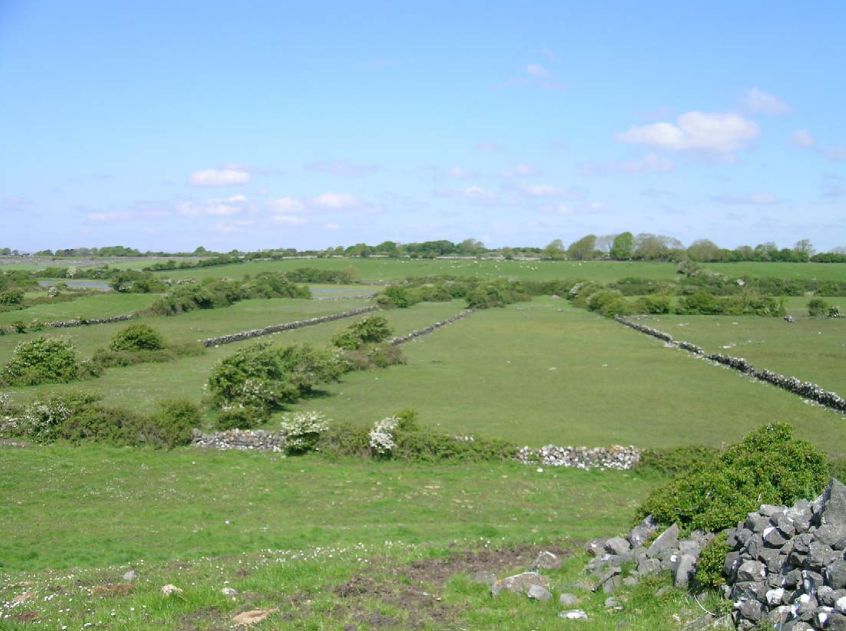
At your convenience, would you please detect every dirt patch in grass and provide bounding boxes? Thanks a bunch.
[331,543,574,629]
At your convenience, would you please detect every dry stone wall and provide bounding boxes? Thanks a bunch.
[200,305,378,347]
[615,316,846,414]
[388,309,475,345]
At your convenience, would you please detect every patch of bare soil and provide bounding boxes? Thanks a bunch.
[330,543,574,630]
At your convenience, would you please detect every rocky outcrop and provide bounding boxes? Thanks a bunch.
[515,445,640,470]
[584,518,714,593]
[723,479,846,630]
[200,306,378,347]
[615,316,846,414]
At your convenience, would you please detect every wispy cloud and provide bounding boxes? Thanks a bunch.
[742,88,791,115]
[519,184,564,198]
[309,192,362,210]
[791,129,816,148]
[475,142,501,152]
[618,111,759,154]
[306,160,380,177]
[267,197,305,213]
[189,168,251,187]
[503,164,541,177]
[1,196,32,211]
[580,153,673,176]
[177,195,249,216]
[709,193,779,205]
[85,211,131,222]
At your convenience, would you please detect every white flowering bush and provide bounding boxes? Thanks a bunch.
[22,398,72,441]
[280,411,329,454]
[369,416,399,456]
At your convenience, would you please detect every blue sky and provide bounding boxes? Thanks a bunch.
[1,1,844,251]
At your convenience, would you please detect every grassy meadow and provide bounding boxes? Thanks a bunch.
[2,257,845,629]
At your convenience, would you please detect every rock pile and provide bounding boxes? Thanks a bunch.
[724,479,846,630]
[515,445,640,470]
[200,306,378,347]
[47,314,135,328]
[584,518,714,593]
[615,316,846,414]
[388,309,474,345]
[192,428,286,452]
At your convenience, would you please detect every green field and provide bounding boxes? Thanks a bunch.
[1,300,466,411]
[649,310,846,394]
[291,298,846,455]
[0,292,158,326]
[3,258,845,629]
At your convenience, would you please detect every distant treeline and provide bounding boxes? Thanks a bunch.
[4,233,845,263]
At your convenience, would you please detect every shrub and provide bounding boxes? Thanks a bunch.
[149,399,201,447]
[343,344,406,370]
[216,404,265,430]
[2,336,81,385]
[694,531,730,589]
[109,324,165,351]
[808,297,830,317]
[678,291,722,315]
[0,289,24,305]
[332,315,393,350]
[637,446,721,477]
[377,285,414,308]
[636,423,829,534]
[280,411,329,455]
[316,422,371,457]
[208,342,345,413]
[635,294,673,314]
[57,405,146,445]
[369,416,399,456]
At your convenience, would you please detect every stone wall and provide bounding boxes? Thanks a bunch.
[723,479,846,630]
[200,305,379,347]
[515,445,640,470]
[388,309,475,345]
[616,316,846,414]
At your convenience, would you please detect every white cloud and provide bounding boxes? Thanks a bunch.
[448,167,474,179]
[310,192,360,210]
[525,63,548,78]
[792,129,816,147]
[271,215,307,225]
[463,185,495,200]
[475,142,500,152]
[504,164,540,177]
[324,222,341,230]
[709,193,779,205]
[520,184,562,198]
[189,168,251,187]
[826,146,846,162]
[618,112,760,154]
[267,197,305,213]
[176,195,248,216]
[743,88,791,115]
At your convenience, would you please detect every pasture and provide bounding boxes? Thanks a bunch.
[2,257,845,629]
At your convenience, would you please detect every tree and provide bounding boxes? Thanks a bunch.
[542,239,566,260]
[567,234,597,261]
[458,239,485,256]
[632,233,682,260]
[610,232,634,260]
[686,239,724,262]
[793,239,815,261]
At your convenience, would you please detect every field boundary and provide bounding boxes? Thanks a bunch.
[615,316,846,414]
[200,305,379,347]
[389,309,475,345]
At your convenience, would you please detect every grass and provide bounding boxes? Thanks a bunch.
[648,308,846,394]
[0,444,656,573]
[1,301,468,411]
[292,298,846,455]
[0,293,158,326]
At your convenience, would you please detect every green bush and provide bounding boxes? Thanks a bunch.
[677,291,722,315]
[149,399,201,447]
[57,405,146,445]
[2,336,81,385]
[207,342,345,412]
[694,531,730,589]
[637,446,721,476]
[332,315,393,350]
[0,289,24,305]
[377,285,414,308]
[635,294,673,314]
[636,423,829,533]
[808,297,830,317]
[215,405,265,430]
[109,324,165,351]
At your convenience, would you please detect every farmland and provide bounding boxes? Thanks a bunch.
[2,257,845,629]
